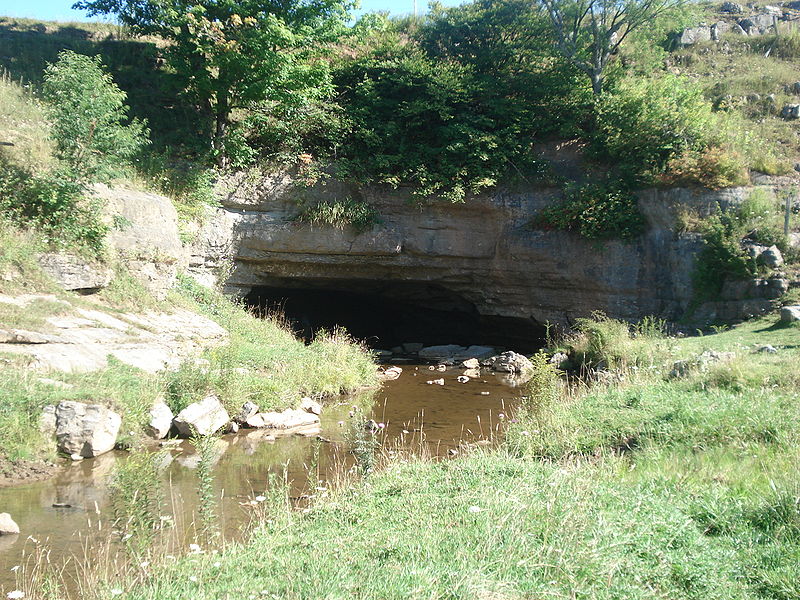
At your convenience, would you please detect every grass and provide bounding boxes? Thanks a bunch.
[40,313,795,600]
[0,70,54,173]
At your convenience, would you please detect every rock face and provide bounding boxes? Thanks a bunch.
[95,183,186,300]
[38,253,113,291]
[173,395,230,437]
[190,177,788,328]
[55,401,122,458]
[146,398,174,439]
[0,295,227,373]
[0,513,20,535]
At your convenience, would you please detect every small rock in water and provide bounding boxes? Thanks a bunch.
[70,453,83,461]
[426,378,445,386]
[461,358,480,369]
[463,368,480,379]
[436,364,447,372]
[0,513,20,535]
[428,365,436,371]
[456,375,470,384]
[480,391,490,396]
[300,397,323,415]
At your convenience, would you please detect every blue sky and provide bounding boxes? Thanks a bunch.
[2,0,465,22]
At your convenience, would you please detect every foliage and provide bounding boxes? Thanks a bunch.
[294,196,380,232]
[333,12,570,203]
[42,50,149,179]
[0,161,108,254]
[73,0,353,166]
[691,192,790,303]
[535,182,645,240]
[661,146,749,189]
[591,75,739,185]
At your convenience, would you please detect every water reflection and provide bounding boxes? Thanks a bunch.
[0,365,523,590]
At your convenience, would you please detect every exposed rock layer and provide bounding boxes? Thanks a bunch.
[191,177,778,327]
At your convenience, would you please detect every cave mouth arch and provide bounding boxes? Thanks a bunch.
[243,280,544,353]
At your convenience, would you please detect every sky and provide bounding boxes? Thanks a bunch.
[0,0,464,22]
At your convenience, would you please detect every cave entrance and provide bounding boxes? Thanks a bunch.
[243,281,544,353]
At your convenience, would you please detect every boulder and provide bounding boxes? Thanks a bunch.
[549,352,570,370]
[732,23,748,35]
[55,401,122,458]
[245,408,319,430]
[173,394,230,437]
[756,344,778,353]
[739,14,776,35]
[418,344,467,362]
[678,26,711,45]
[37,253,113,292]
[781,104,800,120]
[376,366,403,381]
[720,1,743,13]
[402,342,424,353]
[780,305,800,323]
[300,397,322,415]
[234,401,259,424]
[0,513,20,535]
[463,368,481,379]
[711,21,730,41]
[461,358,480,369]
[485,351,534,374]
[146,398,174,439]
[758,245,784,268]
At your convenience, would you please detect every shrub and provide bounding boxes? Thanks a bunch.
[692,214,754,303]
[42,50,149,179]
[535,183,646,241]
[591,76,728,185]
[660,146,748,189]
[0,161,108,254]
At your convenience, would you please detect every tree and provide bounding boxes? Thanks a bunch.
[42,50,149,178]
[537,0,684,94]
[73,0,354,166]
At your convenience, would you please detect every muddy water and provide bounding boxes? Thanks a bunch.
[0,365,525,592]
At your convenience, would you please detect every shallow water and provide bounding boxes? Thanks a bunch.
[0,364,524,592]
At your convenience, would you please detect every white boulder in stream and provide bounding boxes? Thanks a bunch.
[55,401,122,458]
[0,513,20,535]
[245,408,320,430]
[173,394,230,437]
[484,351,534,374]
[146,398,174,439]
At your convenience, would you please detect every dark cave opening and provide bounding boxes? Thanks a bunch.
[243,281,544,353]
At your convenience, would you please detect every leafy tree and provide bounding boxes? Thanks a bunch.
[537,0,685,94]
[73,0,354,166]
[42,50,149,179]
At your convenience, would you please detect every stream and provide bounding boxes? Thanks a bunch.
[0,364,526,592]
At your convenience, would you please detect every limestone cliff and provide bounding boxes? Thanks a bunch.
[190,175,790,329]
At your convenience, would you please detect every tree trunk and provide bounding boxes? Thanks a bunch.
[590,71,603,95]
[212,91,230,169]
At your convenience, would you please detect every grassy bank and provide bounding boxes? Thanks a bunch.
[0,226,375,470]
[68,314,800,600]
